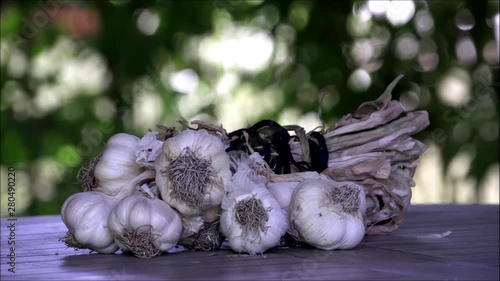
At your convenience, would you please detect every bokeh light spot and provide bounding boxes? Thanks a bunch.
[455,9,475,31]
[137,9,160,36]
[414,10,434,36]
[288,2,310,31]
[394,33,419,60]
[482,40,500,64]
[456,36,477,65]
[56,145,81,168]
[386,0,415,26]
[438,68,471,107]
[368,0,389,16]
[400,89,420,111]
[169,69,199,95]
[347,69,371,93]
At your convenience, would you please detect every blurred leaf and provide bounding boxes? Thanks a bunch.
[0,6,22,36]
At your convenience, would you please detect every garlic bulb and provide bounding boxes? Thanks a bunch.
[289,179,366,250]
[60,191,118,254]
[220,169,288,255]
[107,186,183,258]
[155,129,231,216]
[94,133,149,198]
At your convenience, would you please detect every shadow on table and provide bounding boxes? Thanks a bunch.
[60,248,281,280]
[62,250,165,280]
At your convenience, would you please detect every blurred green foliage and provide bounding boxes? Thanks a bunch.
[0,0,498,216]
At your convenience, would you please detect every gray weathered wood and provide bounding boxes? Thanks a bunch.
[1,204,498,280]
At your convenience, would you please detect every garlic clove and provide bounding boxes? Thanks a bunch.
[267,181,298,213]
[336,215,365,249]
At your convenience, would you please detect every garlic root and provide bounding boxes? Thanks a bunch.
[234,195,270,234]
[164,147,216,208]
[60,230,90,251]
[184,221,225,251]
[77,153,102,192]
[115,225,161,259]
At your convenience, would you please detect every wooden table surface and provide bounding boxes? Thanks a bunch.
[1,204,498,280]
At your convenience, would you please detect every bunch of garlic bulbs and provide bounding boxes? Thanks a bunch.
[61,133,158,254]
[61,75,430,257]
[63,128,232,256]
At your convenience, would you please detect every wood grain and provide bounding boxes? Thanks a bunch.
[1,204,498,280]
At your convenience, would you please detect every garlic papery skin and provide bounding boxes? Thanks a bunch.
[202,206,221,223]
[155,129,231,217]
[178,216,224,251]
[289,179,366,250]
[177,206,223,251]
[179,215,205,239]
[136,131,164,169]
[107,187,183,258]
[94,133,144,198]
[60,191,118,254]
[220,169,288,255]
[228,151,268,177]
[180,220,225,251]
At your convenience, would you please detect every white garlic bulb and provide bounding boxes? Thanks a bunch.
[94,133,147,198]
[107,187,183,258]
[220,169,288,255]
[155,129,231,217]
[289,179,366,250]
[60,191,118,254]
